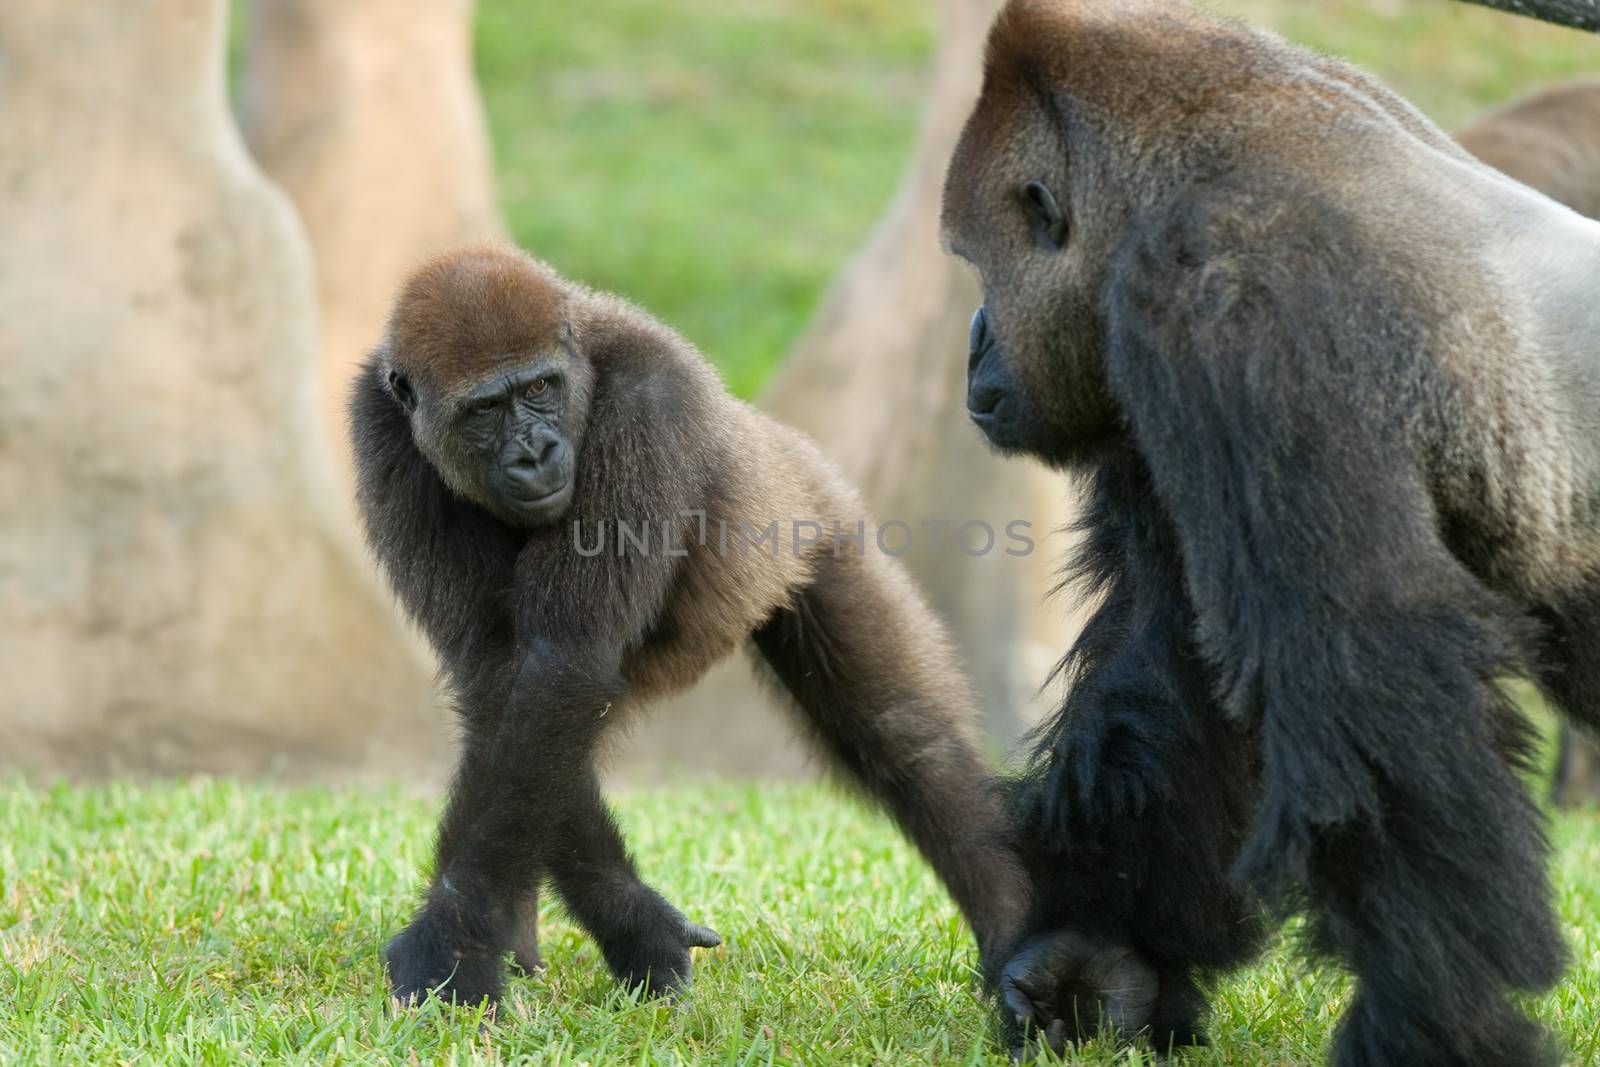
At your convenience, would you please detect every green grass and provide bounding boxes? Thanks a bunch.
[3,778,1599,1065]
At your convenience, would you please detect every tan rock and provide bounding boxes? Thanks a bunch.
[238,0,505,508]
[0,0,447,779]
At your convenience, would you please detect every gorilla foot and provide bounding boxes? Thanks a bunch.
[999,930,1162,1054]
[384,910,505,1007]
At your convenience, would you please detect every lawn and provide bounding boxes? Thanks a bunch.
[2,778,1598,1065]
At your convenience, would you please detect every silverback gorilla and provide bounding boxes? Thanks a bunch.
[941,2,1600,1064]
[351,247,1029,1007]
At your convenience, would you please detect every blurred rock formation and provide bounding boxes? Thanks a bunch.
[762,0,1077,746]
[238,0,505,511]
[0,0,446,778]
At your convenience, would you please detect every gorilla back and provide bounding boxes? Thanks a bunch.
[940,2,1600,1064]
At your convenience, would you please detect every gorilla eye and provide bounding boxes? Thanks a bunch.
[526,377,548,397]
[1019,180,1069,251]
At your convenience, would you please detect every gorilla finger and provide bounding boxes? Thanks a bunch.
[1000,974,1042,1029]
[685,924,722,949]
[1001,930,1093,1002]
[1046,1018,1068,1054]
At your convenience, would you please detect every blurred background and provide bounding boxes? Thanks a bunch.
[2,0,1596,787]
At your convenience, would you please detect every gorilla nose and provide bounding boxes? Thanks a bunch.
[511,438,557,470]
[504,439,560,492]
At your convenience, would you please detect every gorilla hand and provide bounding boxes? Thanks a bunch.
[1000,930,1159,1055]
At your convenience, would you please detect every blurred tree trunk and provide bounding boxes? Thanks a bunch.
[0,0,446,779]
[620,0,1072,779]
[238,0,505,514]
[763,0,1076,744]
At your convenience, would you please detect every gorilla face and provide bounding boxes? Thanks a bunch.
[943,108,1122,468]
[388,354,589,530]
[377,245,597,531]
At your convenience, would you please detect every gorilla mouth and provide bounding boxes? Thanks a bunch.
[506,482,569,506]
[499,478,574,527]
[967,395,1012,445]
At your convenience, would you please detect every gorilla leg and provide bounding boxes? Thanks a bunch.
[750,546,1031,978]
[386,665,597,1005]
[1245,619,1563,1067]
[387,648,714,1003]
[425,674,545,976]
[545,766,721,993]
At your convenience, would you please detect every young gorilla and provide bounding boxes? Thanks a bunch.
[351,246,1030,1007]
[942,2,1600,1064]
[1458,80,1600,808]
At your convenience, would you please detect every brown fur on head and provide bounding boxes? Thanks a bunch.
[377,245,596,528]
[385,244,570,394]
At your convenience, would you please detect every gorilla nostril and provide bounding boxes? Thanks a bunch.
[535,438,558,465]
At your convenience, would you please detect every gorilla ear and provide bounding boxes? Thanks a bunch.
[1019,180,1069,250]
[387,369,419,413]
